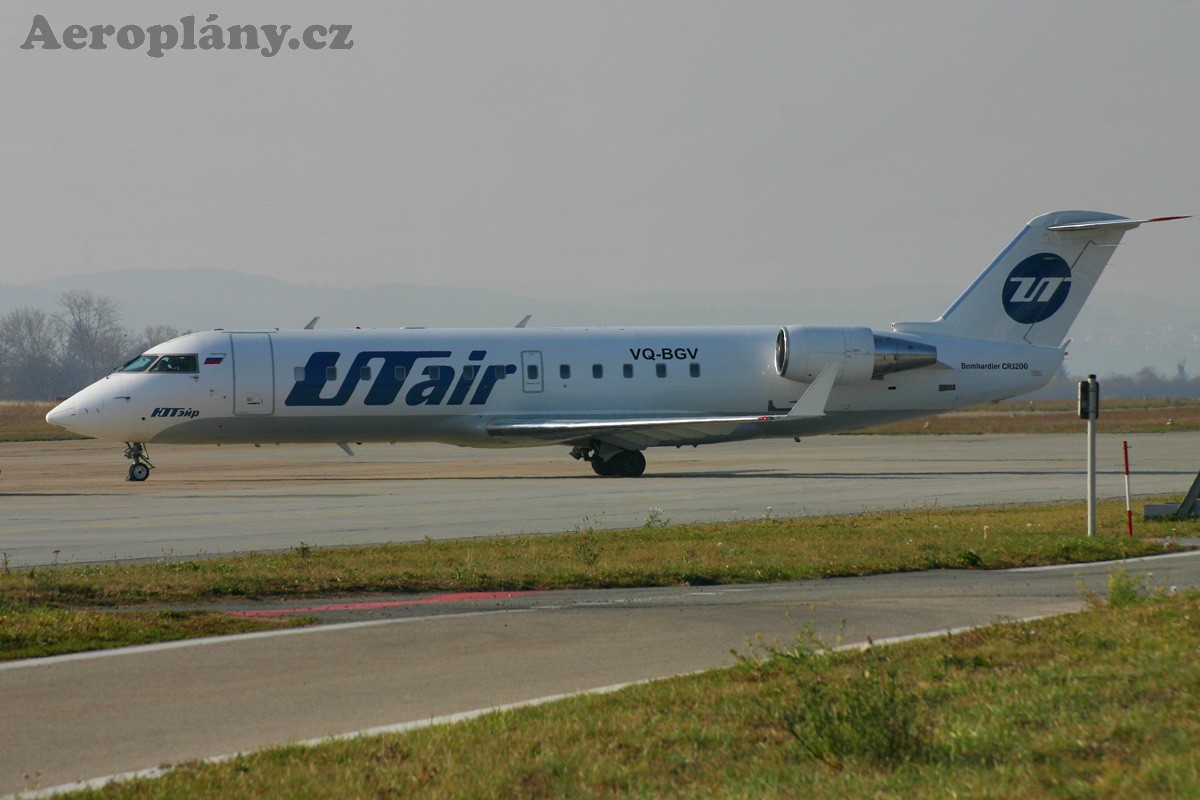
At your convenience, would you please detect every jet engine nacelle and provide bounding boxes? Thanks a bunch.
[775,326,937,384]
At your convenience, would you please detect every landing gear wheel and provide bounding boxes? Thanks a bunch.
[123,442,154,482]
[581,441,646,478]
[591,458,616,477]
[610,450,647,478]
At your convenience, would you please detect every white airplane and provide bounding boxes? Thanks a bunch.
[46,210,1185,481]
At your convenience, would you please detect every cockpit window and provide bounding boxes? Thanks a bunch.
[148,354,199,373]
[119,354,157,372]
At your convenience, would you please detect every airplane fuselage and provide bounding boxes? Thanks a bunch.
[51,325,1062,448]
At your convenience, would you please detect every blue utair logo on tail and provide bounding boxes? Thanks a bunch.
[1002,253,1072,324]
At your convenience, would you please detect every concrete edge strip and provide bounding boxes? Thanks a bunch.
[0,608,533,673]
[1008,547,1200,573]
[4,610,1066,800]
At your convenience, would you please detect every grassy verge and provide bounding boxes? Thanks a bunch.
[61,587,1200,798]
[0,601,314,661]
[0,401,86,441]
[3,499,1193,608]
[2,498,1196,662]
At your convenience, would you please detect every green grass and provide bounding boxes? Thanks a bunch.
[58,592,1200,799]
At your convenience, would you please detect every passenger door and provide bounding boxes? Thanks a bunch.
[231,333,275,415]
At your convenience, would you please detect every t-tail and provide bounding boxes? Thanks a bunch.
[893,211,1188,346]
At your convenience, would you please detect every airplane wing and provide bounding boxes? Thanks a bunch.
[486,413,778,449]
[485,363,840,449]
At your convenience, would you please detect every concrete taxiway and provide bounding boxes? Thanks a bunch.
[2,433,1198,567]
[4,552,1200,796]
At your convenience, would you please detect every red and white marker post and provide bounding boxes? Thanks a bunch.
[1123,440,1134,537]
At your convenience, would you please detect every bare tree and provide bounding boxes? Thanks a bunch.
[0,307,65,400]
[56,290,129,387]
[131,324,185,356]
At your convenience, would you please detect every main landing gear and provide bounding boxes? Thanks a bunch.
[123,442,154,482]
[570,443,647,478]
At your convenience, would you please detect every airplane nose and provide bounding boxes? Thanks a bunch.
[45,397,76,427]
[45,389,105,437]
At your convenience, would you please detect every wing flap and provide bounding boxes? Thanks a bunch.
[486,364,839,447]
[486,414,771,444]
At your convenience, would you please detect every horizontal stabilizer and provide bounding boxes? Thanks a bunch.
[1047,215,1189,232]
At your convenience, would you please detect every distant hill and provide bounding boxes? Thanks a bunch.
[2,267,1195,379]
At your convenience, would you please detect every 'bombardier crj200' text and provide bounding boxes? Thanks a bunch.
[46,211,1186,480]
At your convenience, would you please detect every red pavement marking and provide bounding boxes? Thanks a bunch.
[228,590,541,617]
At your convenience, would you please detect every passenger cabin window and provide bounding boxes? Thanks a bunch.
[294,366,305,382]
[326,366,338,381]
[463,365,477,381]
[395,366,408,381]
[656,363,667,378]
[428,366,441,381]
[689,363,701,378]
[560,364,571,379]
[623,364,633,379]
[148,354,199,373]
[360,366,372,381]
[493,365,508,379]
[119,354,157,372]
[592,364,603,379]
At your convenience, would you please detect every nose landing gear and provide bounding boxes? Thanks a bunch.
[123,442,153,482]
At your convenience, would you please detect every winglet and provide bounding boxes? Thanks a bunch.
[515,315,531,328]
[786,362,840,418]
[304,316,320,330]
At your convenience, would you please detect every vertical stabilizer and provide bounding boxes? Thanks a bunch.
[892,211,1185,346]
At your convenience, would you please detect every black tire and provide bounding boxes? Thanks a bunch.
[612,450,647,478]
[591,458,616,477]
[128,463,150,482]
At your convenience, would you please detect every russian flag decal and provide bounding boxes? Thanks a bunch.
[204,354,226,365]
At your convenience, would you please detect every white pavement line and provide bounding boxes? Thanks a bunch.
[4,611,1064,800]
[830,614,1062,652]
[0,608,532,673]
[1008,548,1200,573]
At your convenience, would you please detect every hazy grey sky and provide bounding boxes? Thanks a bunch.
[2,1,1196,305]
